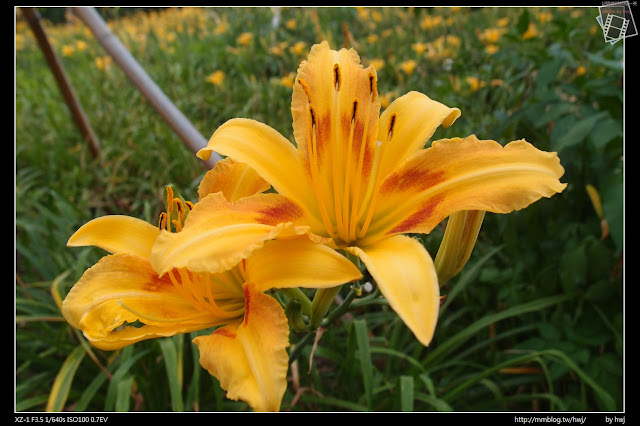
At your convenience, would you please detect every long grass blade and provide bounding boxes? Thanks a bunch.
[159,336,184,412]
[399,375,414,412]
[353,319,373,410]
[440,245,502,315]
[115,375,134,412]
[46,345,86,412]
[72,370,109,412]
[425,294,571,367]
[104,347,149,411]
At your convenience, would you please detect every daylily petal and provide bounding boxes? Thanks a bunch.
[67,215,160,258]
[368,135,567,241]
[346,235,440,346]
[194,283,290,412]
[151,192,327,276]
[62,254,223,351]
[199,118,319,221]
[198,157,270,202]
[243,238,362,292]
[377,91,461,179]
[292,40,381,191]
[290,41,382,244]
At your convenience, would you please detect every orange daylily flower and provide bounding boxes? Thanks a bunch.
[62,158,362,411]
[192,41,566,346]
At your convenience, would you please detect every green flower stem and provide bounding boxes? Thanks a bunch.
[279,288,313,316]
[349,286,384,309]
[288,332,314,366]
[320,288,357,326]
[309,285,343,330]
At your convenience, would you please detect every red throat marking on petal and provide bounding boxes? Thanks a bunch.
[257,199,304,226]
[242,285,251,325]
[387,194,445,235]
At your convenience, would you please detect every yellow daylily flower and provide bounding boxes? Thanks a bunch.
[62,158,362,411]
[205,70,225,86]
[196,41,567,346]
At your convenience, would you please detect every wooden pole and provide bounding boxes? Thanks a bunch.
[21,7,102,159]
[72,7,220,168]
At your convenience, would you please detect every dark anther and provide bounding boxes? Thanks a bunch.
[388,114,396,140]
[333,64,341,91]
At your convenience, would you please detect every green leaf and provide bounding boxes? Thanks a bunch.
[159,336,185,412]
[414,392,454,412]
[585,51,623,71]
[552,111,608,152]
[536,59,563,88]
[425,294,571,367]
[73,370,109,412]
[399,376,414,412]
[354,319,373,410]
[532,102,573,128]
[440,246,502,316]
[601,170,623,253]
[46,345,86,412]
[516,9,530,35]
[104,347,149,411]
[115,375,134,412]
[559,242,587,291]
[589,116,621,149]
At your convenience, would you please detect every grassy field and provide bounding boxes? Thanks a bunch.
[15,6,623,413]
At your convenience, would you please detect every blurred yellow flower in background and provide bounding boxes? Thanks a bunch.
[356,7,369,20]
[278,72,295,88]
[537,11,553,23]
[412,42,428,55]
[479,28,506,45]
[290,41,307,56]
[497,17,509,27]
[522,23,539,40]
[214,21,228,35]
[75,40,87,51]
[420,15,443,30]
[94,56,112,70]
[485,44,499,55]
[16,33,25,51]
[466,76,486,92]
[206,70,226,86]
[398,59,417,75]
[62,45,74,57]
[367,58,385,71]
[270,41,289,56]
[237,32,253,46]
[378,91,396,109]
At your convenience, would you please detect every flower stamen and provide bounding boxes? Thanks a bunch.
[348,77,376,244]
[306,100,338,240]
[158,185,194,233]
[167,269,244,319]
[331,63,347,241]
[357,113,393,239]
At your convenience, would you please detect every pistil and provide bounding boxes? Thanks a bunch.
[357,113,394,240]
